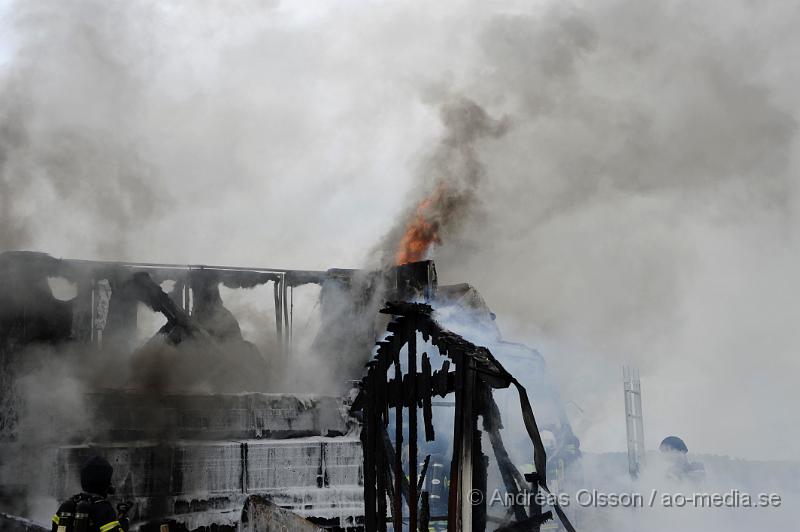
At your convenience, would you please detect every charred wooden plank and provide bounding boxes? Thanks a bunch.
[473,422,488,532]
[420,491,430,532]
[433,361,451,397]
[403,373,415,407]
[385,372,454,409]
[361,301,580,532]
[417,454,431,499]
[482,389,528,522]
[421,353,435,441]
[458,360,477,532]
[408,318,419,532]
[447,352,465,532]
[487,426,528,521]
[381,428,411,507]
[393,340,404,531]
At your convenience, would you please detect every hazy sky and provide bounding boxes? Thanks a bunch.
[1,0,799,460]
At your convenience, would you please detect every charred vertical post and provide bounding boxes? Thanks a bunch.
[528,482,542,532]
[460,360,476,532]
[90,280,97,344]
[354,302,578,532]
[447,350,465,532]
[71,279,94,342]
[183,278,191,313]
[472,388,487,532]
[421,353,435,442]
[393,335,404,530]
[420,491,431,532]
[408,318,418,531]
[273,276,283,349]
[282,274,290,356]
[288,285,294,355]
[182,272,192,314]
[240,442,249,494]
[446,353,478,532]
[270,273,292,357]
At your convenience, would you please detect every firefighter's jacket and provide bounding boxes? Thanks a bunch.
[51,494,127,532]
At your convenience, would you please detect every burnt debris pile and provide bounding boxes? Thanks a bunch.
[352,301,577,531]
[0,250,578,531]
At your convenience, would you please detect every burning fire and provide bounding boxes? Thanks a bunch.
[394,184,447,265]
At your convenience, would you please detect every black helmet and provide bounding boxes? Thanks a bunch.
[659,436,688,454]
[80,455,113,495]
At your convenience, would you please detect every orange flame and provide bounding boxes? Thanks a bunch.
[394,184,447,265]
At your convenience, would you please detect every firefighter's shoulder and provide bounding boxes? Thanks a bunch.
[52,497,77,529]
[91,498,123,532]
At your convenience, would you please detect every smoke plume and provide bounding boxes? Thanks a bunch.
[0,1,165,258]
[0,0,798,485]
[379,96,509,265]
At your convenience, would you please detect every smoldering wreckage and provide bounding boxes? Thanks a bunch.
[0,244,584,532]
[0,244,585,532]
[0,90,582,531]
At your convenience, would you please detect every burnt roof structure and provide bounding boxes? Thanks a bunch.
[0,250,578,531]
[352,301,576,531]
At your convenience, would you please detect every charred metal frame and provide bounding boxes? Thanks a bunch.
[55,256,326,357]
[1,252,438,360]
[352,302,577,532]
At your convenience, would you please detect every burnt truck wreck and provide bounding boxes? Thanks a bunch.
[0,251,579,531]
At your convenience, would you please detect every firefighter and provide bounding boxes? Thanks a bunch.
[51,456,130,532]
[659,436,705,482]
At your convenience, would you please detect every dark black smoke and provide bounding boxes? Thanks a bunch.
[376,96,509,266]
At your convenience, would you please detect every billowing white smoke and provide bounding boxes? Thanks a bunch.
[1,1,799,529]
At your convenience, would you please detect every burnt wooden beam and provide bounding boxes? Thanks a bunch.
[416,454,431,501]
[433,360,451,397]
[482,389,528,522]
[393,341,404,531]
[459,360,477,532]
[127,272,191,330]
[359,301,580,532]
[421,353,435,442]
[473,423,488,532]
[273,277,283,350]
[381,428,411,508]
[528,482,542,532]
[420,491,431,532]
[383,370,455,409]
[408,319,418,532]
[447,350,465,532]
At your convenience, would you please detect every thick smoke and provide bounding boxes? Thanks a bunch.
[363,0,800,465]
[376,96,509,265]
[426,1,800,464]
[1,1,799,528]
[0,1,164,258]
